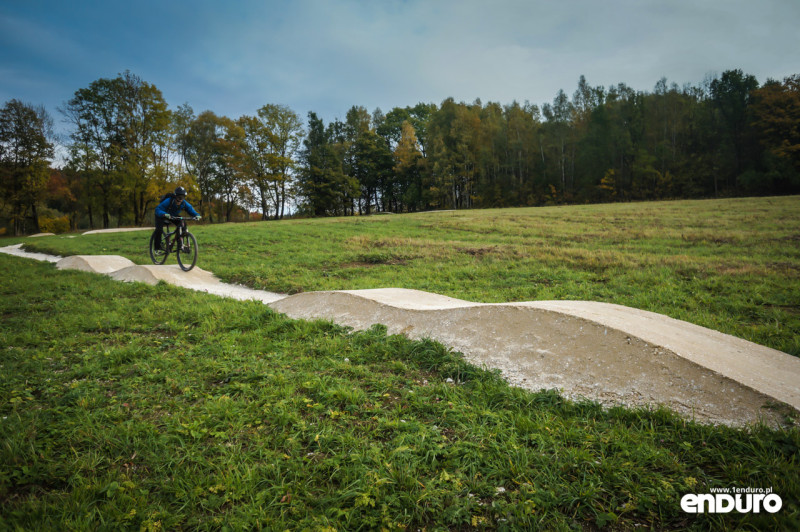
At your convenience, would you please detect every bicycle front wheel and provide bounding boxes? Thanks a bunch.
[177,232,198,271]
[149,233,168,265]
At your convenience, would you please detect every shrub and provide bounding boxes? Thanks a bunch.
[39,215,70,234]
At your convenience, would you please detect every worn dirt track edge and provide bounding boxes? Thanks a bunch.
[2,243,798,427]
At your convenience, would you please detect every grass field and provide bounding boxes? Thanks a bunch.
[19,196,800,356]
[1,253,798,530]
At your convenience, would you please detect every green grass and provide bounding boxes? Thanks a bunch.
[18,196,800,356]
[1,253,799,530]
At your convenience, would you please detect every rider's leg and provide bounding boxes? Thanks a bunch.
[153,217,168,250]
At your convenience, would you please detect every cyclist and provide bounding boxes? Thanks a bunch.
[152,186,201,251]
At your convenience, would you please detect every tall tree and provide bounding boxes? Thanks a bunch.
[378,103,436,156]
[259,104,303,219]
[212,117,247,222]
[238,114,274,219]
[116,71,172,226]
[172,103,195,175]
[710,69,759,190]
[239,104,303,220]
[184,111,227,220]
[345,106,371,139]
[750,75,800,177]
[475,101,505,207]
[297,112,356,216]
[393,120,427,211]
[62,77,120,228]
[542,90,573,198]
[353,130,395,214]
[61,71,171,227]
[339,106,394,213]
[504,101,541,205]
[0,100,54,235]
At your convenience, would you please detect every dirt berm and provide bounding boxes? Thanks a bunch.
[2,244,798,427]
[270,289,799,427]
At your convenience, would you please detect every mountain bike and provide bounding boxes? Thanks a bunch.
[149,217,199,271]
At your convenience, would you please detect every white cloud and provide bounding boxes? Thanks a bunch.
[230,0,800,117]
[2,0,799,130]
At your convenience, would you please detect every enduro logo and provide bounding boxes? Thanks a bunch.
[681,487,782,514]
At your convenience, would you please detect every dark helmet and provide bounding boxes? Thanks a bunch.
[174,186,187,198]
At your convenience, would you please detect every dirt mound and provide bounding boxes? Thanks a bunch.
[110,264,284,303]
[520,301,800,413]
[337,288,478,310]
[270,289,799,427]
[57,255,136,274]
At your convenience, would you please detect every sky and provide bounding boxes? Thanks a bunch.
[2,0,799,139]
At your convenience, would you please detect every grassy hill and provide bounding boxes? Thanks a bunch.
[1,253,798,530]
[20,196,800,356]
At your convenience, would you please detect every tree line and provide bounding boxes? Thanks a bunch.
[1,69,799,235]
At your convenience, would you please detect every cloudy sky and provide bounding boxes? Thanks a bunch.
[2,0,798,135]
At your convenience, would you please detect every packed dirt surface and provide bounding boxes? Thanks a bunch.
[2,243,798,427]
[82,227,153,235]
[270,290,799,427]
[2,243,60,263]
[108,264,284,304]
[56,255,136,274]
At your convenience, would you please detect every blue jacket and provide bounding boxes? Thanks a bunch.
[155,197,200,219]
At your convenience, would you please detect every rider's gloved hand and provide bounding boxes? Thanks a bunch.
[164,213,171,220]
[194,215,202,221]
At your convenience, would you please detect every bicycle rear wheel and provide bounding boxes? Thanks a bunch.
[177,232,198,271]
[149,233,168,265]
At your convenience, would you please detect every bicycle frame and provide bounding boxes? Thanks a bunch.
[162,218,189,252]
